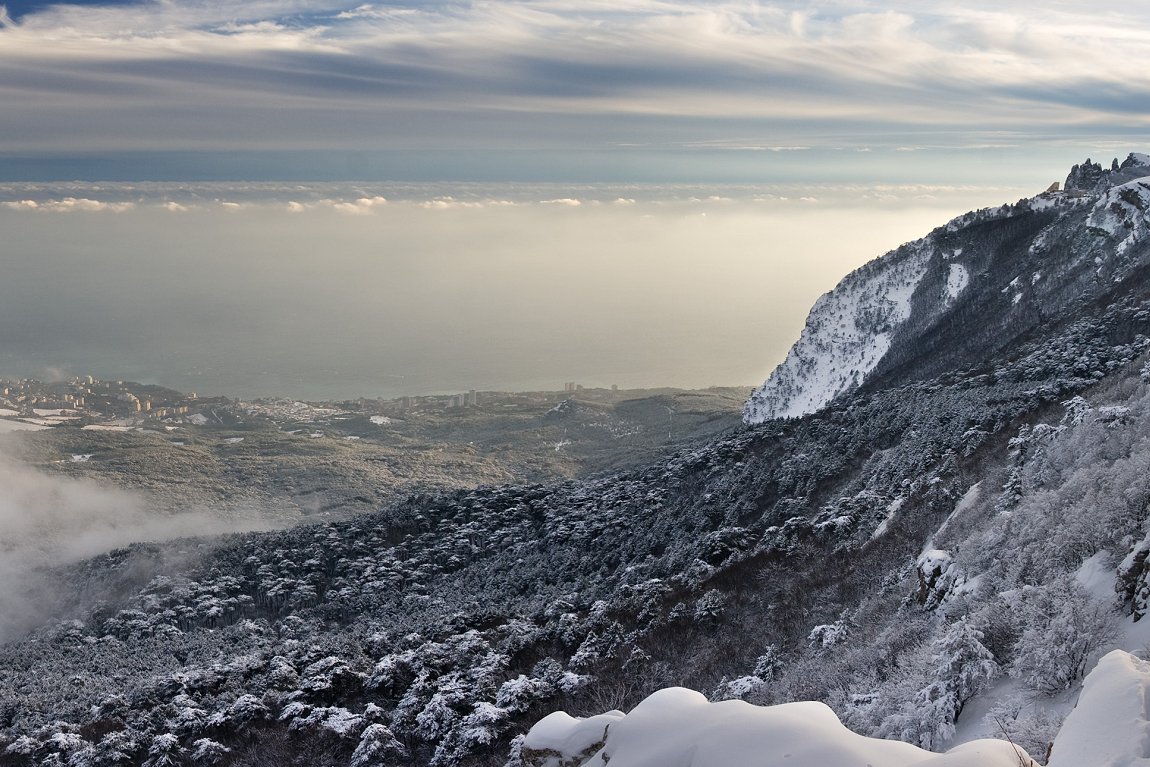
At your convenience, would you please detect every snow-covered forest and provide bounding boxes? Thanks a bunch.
[3,155,1150,767]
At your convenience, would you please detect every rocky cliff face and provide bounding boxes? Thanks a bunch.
[744,153,1150,424]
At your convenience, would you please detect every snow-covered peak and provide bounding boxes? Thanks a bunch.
[744,152,1150,424]
[1086,177,1150,256]
[1066,153,1150,193]
[1066,158,1108,192]
[1123,152,1150,169]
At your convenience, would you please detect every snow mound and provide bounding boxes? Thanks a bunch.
[521,687,1035,767]
[1047,650,1150,767]
[523,710,623,766]
[743,240,931,422]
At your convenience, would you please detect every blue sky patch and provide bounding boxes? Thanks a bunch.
[3,0,146,21]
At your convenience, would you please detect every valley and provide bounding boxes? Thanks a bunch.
[2,385,747,524]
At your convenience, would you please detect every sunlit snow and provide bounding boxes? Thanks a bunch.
[523,687,1035,767]
[1047,651,1150,767]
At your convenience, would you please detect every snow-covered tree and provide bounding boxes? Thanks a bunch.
[1010,581,1114,693]
[141,734,183,767]
[933,619,998,716]
[350,724,408,767]
[188,738,229,766]
[984,695,1063,765]
[875,619,998,749]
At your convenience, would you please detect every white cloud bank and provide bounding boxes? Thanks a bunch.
[1,197,135,213]
[0,182,1020,400]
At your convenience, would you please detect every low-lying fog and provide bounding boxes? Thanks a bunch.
[0,182,1028,400]
[0,452,280,642]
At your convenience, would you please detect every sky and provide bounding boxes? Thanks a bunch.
[0,0,1147,182]
[0,0,1148,398]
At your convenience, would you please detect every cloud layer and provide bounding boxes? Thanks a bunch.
[0,180,1025,399]
[0,0,1147,176]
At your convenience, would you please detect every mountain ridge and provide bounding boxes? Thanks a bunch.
[744,152,1150,423]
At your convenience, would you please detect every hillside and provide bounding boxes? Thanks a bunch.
[3,156,1150,767]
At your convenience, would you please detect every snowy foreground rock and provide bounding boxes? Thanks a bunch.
[520,687,1035,767]
[523,651,1150,767]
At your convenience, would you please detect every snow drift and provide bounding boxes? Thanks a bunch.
[1047,650,1150,767]
[523,650,1150,767]
[520,687,1035,767]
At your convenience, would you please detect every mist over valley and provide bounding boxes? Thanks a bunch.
[0,182,1024,400]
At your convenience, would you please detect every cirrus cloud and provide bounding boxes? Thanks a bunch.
[0,0,1146,178]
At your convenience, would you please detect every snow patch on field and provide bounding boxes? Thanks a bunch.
[0,420,48,433]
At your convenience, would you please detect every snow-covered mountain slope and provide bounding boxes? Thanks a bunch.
[10,155,1150,767]
[743,240,933,420]
[9,263,1150,767]
[745,152,1150,423]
